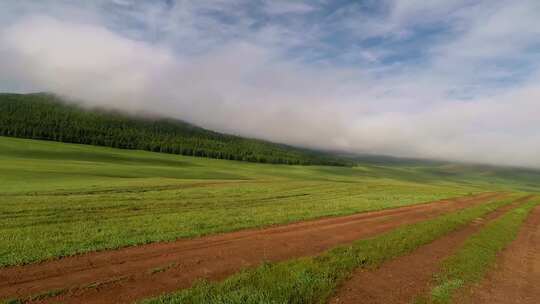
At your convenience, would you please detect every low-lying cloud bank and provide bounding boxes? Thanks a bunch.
[0,1,539,168]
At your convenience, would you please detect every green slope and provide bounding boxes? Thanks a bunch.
[0,92,347,166]
[0,136,539,267]
[0,136,476,267]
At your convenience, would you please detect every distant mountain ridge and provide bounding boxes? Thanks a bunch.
[0,93,349,166]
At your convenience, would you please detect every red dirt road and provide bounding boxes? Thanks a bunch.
[329,195,532,304]
[0,193,502,304]
[463,204,540,304]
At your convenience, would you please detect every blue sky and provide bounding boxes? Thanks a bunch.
[0,1,539,167]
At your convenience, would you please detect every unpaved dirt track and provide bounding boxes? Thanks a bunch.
[329,195,532,304]
[462,204,540,304]
[0,193,502,304]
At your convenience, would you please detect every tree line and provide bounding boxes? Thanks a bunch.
[0,93,349,166]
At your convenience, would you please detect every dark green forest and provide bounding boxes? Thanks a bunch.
[0,93,348,166]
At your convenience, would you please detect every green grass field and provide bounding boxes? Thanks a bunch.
[1,136,539,268]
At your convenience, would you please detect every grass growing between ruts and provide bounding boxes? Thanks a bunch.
[140,195,522,304]
[422,196,539,304]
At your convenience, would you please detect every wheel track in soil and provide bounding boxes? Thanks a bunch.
[329,195,533,304]
[460,202,540,304]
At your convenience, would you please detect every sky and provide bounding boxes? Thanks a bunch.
[0,0,539,167]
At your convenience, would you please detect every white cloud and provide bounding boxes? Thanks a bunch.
[263,1,317,15]
[0,16,175,110]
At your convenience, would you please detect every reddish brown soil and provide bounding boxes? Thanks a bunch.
[328,195,532,304]
[461,204,540,304]
[0,193,502,304]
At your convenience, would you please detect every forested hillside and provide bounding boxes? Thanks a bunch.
[0,93,347,166]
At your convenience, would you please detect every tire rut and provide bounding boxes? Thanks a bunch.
[329,195,532,304]
[460,203,540,304]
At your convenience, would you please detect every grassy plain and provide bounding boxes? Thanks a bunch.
[0,136,538,268]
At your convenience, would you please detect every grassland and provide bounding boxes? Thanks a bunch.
[140,195,519,304]
[1,136,538,268]
[424,197,540,303]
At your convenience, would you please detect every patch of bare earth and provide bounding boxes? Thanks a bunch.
[0,193,502,304]
[329,195,532,304]
[459,204,540,304]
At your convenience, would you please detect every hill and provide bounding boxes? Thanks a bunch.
[0,93,347,166]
